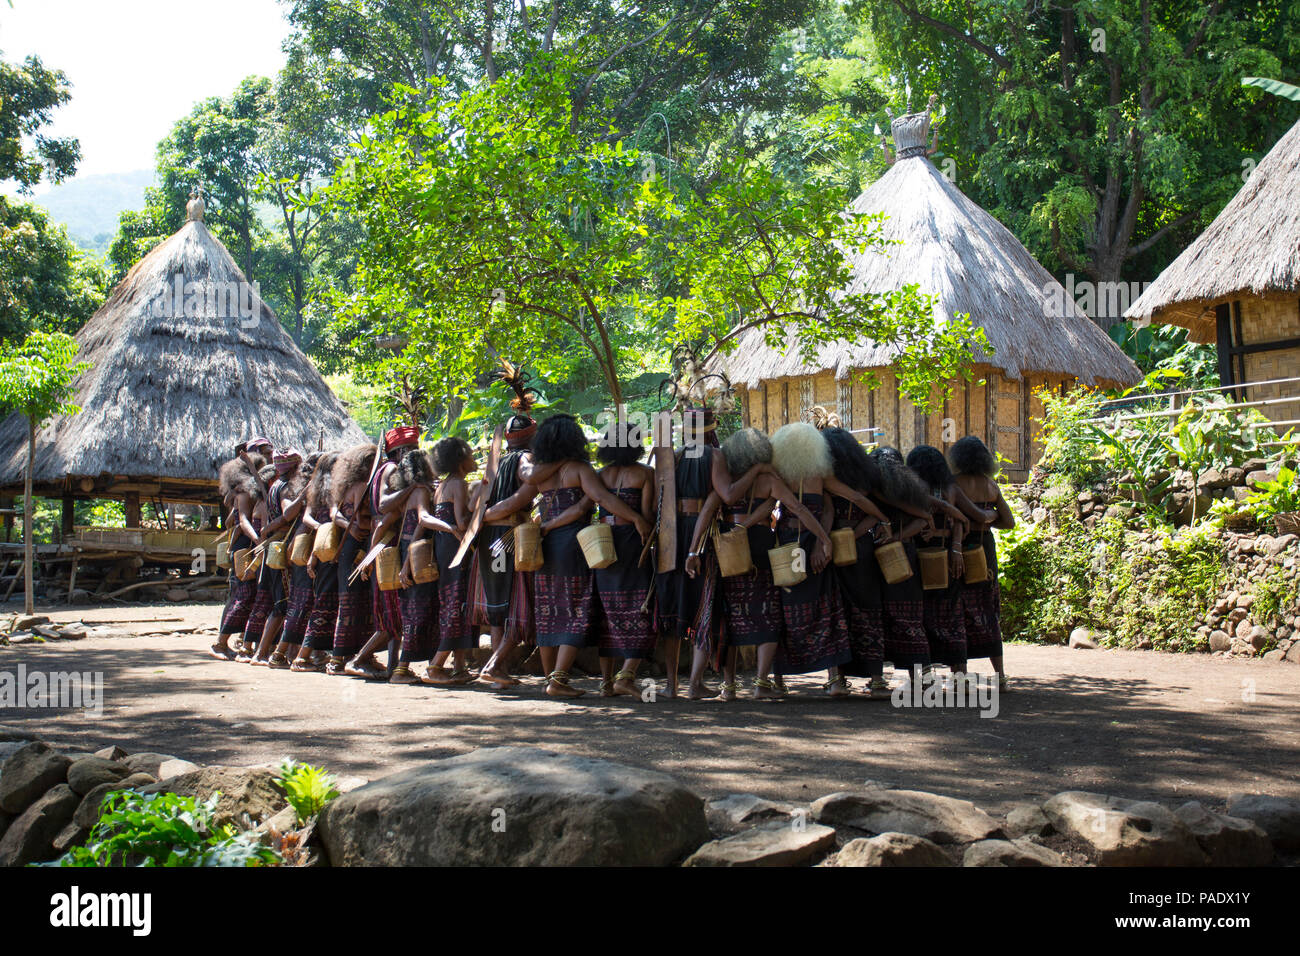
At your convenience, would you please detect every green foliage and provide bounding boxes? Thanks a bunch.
[0,51,80,190]
[325,55,983,419]
[277,759,341,825]
[1242,76,1300,102]
[1250,567,1299,640]
[852,0,1296,317]
[998,510,1225,652]
[1109,322,1219,386]
[1244,466,1300,522]
[0,200,109,342]
[50,791,280,868]
[0,330,89,427]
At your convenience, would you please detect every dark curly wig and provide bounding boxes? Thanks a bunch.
[433,437,473,476]
[391,447,435,489]
[596,420,645,466]
[949,435,997,478]
[532,414,590,464]
[906,444,955,494]
[823,427,881,494]
[872,445,930,509]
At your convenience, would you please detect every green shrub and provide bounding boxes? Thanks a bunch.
[277,759,341,824]
[49,790,280,867]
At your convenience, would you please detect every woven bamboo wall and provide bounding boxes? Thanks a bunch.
[1239,297,1300,422]
[741,366,1067,481]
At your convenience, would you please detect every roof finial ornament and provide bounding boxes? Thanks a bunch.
[186,184,206,222]
[887,95,941,165]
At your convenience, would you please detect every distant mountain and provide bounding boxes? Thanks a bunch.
[32,170,155,255]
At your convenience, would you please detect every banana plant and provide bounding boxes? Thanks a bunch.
[1242,77,1300,102]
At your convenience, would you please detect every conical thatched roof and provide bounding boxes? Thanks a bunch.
[0,203,367,499]
[1125,116,1300,342]
[712,108,1140,390]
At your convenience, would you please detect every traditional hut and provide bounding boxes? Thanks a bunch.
[709,103,1140,480]
[1126,116,1300,421]
[0,192,367,549]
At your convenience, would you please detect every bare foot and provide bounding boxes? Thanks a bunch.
[389,665,422,685]
[344,656,386,679]
[209,643,236,661]
[421,666,455,686]
[612,678,639,697]
[546,678,585,699]
[685,683,720,700]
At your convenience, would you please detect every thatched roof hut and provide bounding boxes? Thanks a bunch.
[0,194,367,517]
[1126,116,1300,421]
[710,104,1139,479]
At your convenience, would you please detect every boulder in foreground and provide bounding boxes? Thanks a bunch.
[319,747,709,866]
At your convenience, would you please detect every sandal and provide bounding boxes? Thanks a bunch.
[611,669,639,697]
[324,656,347,676]
[291,655,324,673]
[267,651,291,669]
[824,677,852,698]
[546,670,584,699]
[449,666,474,685]
[389,664,422,685]
[599,678,616,697]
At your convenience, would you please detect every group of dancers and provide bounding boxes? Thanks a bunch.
[210,362,1015,700]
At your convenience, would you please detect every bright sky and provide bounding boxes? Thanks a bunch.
[1,0,290,189]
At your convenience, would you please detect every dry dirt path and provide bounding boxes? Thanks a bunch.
[2,603,1297,814]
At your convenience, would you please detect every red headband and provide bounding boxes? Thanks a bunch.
[384,425,421,452]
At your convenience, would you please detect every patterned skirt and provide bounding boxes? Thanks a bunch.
[656,514,716,645]
[534,522,600,648]
[720,524,783,647]
[220,573,257,636]
[400,579,438,662]
[773,528,851,675]
[594,524,656,658]
[304,561,339,651]
[332,534,373,656]
[883,541,930,671]
[474,525,534,644]
[279,565,316,645]
[372,576,403,639]
[241,565,278,647]
[436,529,477,652]
[961,531,1002,660]
[837,535,885,677]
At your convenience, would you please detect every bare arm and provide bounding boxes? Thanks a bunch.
[235,493,258,543]
[710,452,767,506]
[577,463,650,537]
[484,483,537,522]
[414,486,456,535]
[541,495,593,533]
[823,475,889,523]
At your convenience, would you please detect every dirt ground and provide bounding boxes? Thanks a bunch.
[2,601,1298,814]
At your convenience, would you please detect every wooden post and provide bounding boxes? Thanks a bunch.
[125,493,141,528]
[61,494,75,540]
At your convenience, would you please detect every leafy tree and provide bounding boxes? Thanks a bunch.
[0,331,89,614]
[0,201,108,340]
[324,56,983,413]
[851,0,1299,324]
[0,51,80,190]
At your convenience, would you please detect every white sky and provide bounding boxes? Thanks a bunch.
[1,0,290,189]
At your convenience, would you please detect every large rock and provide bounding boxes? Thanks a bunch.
[0,783,79,865]
[684,821,835,867]
[93,745,129,761]
[318,747,709,866]
[810,789,1002,845]
[140,766,286,829]
[0,742,72,814]
[1042,792,1206,866]
[121,752,198,780]
[66,757,132,796]
[1225,794,1300,852]
[1005,804,1054,838]
[73,773,157,830]
[705,793,803,834]
[830,832,953,867]
[1174,801,1272,866]
[963,838,1067,867]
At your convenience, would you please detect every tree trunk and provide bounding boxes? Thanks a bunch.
[24,418,34,615]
